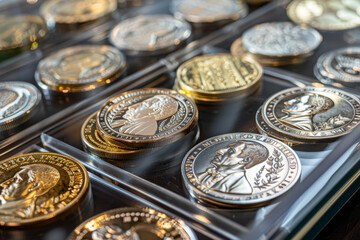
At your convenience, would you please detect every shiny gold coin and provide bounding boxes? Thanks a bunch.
[0,152,89,227]
[176,54,262,101]
[287,0,360,31]
[0,15,47,53]
[40,0,117,24]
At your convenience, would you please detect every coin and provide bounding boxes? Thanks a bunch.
[0,15,47,53]
[176,54,262,101]
[181,133,301,207]
[287,0,360,31]
[69,207,197,240]
[35,45,126,93]
[97,88,198,148]
[40,0,117,24]
[0,82,41,133]
[261,87,360,141]
[110,14,191,56]
[0,152,89,227]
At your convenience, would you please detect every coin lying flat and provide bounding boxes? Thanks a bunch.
[69,207,197,240]
[97,88,198,148]
[261,87,360,141]
[0,15,47,53]
[35,45,126,93]
[0,82,41,133]
[110,14,191,56]
[0,152,89,227]
[40,0,117,24]
[287,0,360,31]
[182,133,301,207]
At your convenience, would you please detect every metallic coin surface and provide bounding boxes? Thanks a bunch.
[40,0,117,24]
[172,0,248,24]
[315,47,360,84]
[36,45,126,92]
[262,87,360,140]
[0,152,89,227]
[287,0,360,31]
[242,22,322,57]
[69,207,197,240]
[0,82,41,131]
[176,54,262,99]
[97,88,198,148]
[182,133,301,206]
[0,15,47,52]
[110,14,191,56]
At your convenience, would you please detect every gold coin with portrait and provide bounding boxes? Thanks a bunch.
[0,152,89,227]
[97,88,198,148]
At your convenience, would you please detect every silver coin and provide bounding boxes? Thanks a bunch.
[110,14,191,56]
[262,87,360,141]
[36,45,126,92]
[242,22,322,57]
[181,133,301,206]
[0,82,41,131]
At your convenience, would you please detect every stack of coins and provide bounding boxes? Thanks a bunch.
[314,47,360,90]
[231,22,322,66]
[255,87,360,146]
[174,54,263,105]
[81,88,199,161]
[181,133,301,207]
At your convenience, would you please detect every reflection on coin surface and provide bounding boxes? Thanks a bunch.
[0,15,47,52]
[287,0,360,31]
[315,47,360,84]
[40,0,117,24]
[0,152,89,227]
[176,54,262,99]
[97,88,198,148]
[70,207,197,240]
[0,82,41,132]
[110,14,191,56]
[241,22,322,57]
[262,87,360,141]
[36,45,126,92]
[182,133,301,206]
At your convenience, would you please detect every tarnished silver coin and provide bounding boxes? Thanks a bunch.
[35,45,126,93]
[182,133,301,206]
[97,88,198,148]
[242,22,322,57]
[110,14,191,56]
[314,47,360,85]
[0,82,41,132]
[69,207,197,240]
[262,87,360,141]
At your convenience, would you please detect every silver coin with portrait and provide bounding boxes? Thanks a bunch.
[262,87,360,140]
[182,133,301,206]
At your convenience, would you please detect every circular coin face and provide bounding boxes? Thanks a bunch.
[0,15,47,52]
[315,46,360,84]
[242,22,322,57]
[110,14,191,56]
[97,88,198,148]
[40,0,117,24]
[36,45,126,93]
[181,133,301,206]
[262,87,360,141]
[69,207,197,240]
[0,82,41,132]
[287,0,360,31]
[176,54,262,99]
[0,152,89,227]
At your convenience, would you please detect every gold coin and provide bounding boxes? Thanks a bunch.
[287,0,360,31]
[176,54,262,100]
[40,0,117,24]
[0,152,89,227]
